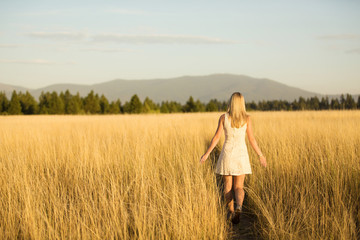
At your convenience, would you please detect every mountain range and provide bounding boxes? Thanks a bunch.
[0,74,324,103]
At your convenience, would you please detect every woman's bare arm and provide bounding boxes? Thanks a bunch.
[246,117,267,167]
[200,114,225,164]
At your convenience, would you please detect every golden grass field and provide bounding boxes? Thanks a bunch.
[0,111,359,239]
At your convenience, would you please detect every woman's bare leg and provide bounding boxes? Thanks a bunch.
[223,175,234,213]
[233,175,245,211]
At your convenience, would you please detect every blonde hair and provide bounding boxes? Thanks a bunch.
[227,92,249,128]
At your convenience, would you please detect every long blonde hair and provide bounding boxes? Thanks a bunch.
[227,92,249,128]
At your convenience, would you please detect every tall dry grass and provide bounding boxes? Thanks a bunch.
[0,111,359,239]
[244,111,360,239]
[0,114,228,239]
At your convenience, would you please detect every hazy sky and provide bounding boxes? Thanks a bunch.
[0,0,359,94]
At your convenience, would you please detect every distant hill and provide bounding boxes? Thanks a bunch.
[0,83,29,94]
[0,74,328,103]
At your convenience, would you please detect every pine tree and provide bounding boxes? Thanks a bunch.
[206,99,218,112]
[330,98,340,110]
[61,90,73,114]
[48,91,65,114]
[99,94,110,114]
[319,97,329,110]
[258,100,270,111]
[291,100,299,110]
[248,101,257,111]
[344,94,356,109]
[123,94,142,113]
[39,91,51,114]
[160,102,169,113]
[309,96,320,110]
[184,96,196,112]
[168,101,182,113]
[143,97,159,113]
[0,92,9,114]
[109,99,121,114]
[281,100,290,111]
[340,94,345,109]
[298,97,306,110]
[357,96,360,109]
[221,101,228,111]
[116,99,122,113]
[67,93,83,114]
[19,91,38,114]
[83,90,101,114]
[130,94,142,113]
[195,100,205,112]
[8,90,22,115]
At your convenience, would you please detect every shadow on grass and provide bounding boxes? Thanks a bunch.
[206,140,262,240]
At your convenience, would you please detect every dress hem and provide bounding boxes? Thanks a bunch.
[215,172,252,176]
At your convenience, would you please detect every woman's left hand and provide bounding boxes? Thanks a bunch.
[259,155,267,168]
[200,154,208,164]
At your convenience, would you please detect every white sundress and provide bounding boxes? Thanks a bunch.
[215,113,252,175]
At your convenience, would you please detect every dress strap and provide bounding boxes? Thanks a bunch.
[224,112,229,127]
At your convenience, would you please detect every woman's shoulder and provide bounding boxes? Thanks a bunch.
[218,113,227,124]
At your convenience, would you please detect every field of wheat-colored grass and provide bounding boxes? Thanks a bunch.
[1,111,359,239]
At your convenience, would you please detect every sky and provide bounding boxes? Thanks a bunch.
[0,0,359,94]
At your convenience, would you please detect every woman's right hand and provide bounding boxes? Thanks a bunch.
[259,155,267,168]
[200,154,208,164]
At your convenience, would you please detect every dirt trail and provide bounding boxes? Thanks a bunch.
[228,206,260,240]
[210,153,261,239]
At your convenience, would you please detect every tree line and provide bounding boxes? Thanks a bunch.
[0,90,359,115]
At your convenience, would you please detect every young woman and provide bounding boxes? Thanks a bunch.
[200,92,267,224]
